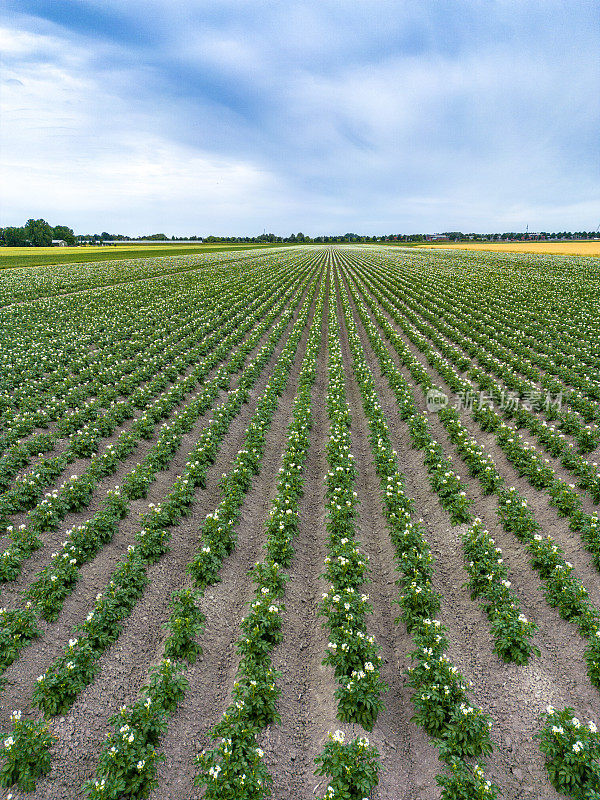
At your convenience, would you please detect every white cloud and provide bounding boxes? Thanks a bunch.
[1,2,598,234]
[0,25,286,234]
[3,136,286,236]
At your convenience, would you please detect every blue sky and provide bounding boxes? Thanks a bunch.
[1,1,599,235]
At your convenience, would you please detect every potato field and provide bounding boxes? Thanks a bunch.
[2,244,600,800]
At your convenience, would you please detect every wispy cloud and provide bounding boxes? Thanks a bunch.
[1,1,599,234]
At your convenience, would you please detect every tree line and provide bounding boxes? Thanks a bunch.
[1,219,76,247]
[1,220,598,247]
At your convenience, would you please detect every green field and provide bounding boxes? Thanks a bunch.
[0,242,292,270]
[2,244,600,799]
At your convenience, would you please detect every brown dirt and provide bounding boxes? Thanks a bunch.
[0,271,311,605]
[2,246,599,800]
[339,262,599,799]
[147,270,325,800]
[333,279,441,799]
[2,260,321,799]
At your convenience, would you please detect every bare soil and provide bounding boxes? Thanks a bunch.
[2,247,599,800]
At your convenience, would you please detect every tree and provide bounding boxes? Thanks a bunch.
[52,225,76,246]
[1,227,28,246]
[24,219,53,247]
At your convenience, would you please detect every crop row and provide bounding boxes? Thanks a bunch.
[0,270,320,719]
[346,254,600,455]
[19,269,311,625]
[344,260,600,676]
[337,253,600,792]
[0,246,288,307]
[0,262,316,677]
[321,284,385,730]
[193,280,325,799]
[0,263,324,794]
[357,248,600,412]
[337,261,539,666]
[0,258,314,587]
[335,266,498,798]
[81,274,326,800]
[0,251,314,471]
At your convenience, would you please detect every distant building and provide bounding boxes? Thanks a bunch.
[51,239,67,246]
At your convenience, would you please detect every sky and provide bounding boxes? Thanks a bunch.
[1,0,599,236]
